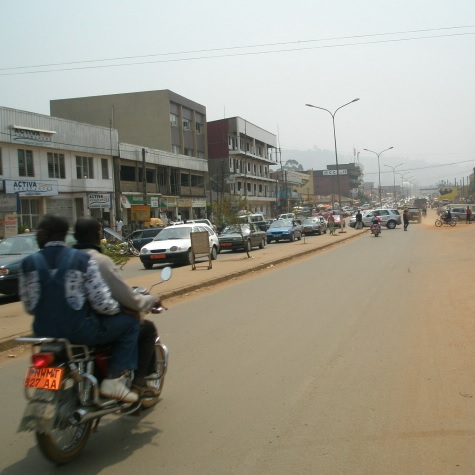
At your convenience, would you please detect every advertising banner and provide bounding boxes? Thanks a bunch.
[5,179,58,196]
[88,193,112,209]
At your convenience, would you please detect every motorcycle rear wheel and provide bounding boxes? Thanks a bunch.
[36,386,92,464]
[141,344,168,409]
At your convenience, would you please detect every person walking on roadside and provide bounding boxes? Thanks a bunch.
[403,209,409,231]
[327,213,335,235]
[466,206,472,224]
[355,209,363,230]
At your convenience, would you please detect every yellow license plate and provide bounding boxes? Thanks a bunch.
[24,367,64,391]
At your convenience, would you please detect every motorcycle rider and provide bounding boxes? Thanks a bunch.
[19,214,140,403]
[73,217,163,394]
[371,212,382,232]
[444,207,452,223]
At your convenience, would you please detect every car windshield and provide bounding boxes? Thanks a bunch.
[0,235,38,255]
[303,218,318,225]
[270,219,292,228]
[153,227,192,241]
[222,224,248,234]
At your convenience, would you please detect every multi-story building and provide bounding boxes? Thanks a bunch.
[0,106,118,235]
[270,169,312,213]
[207,117,278,217]
[51,90,208,221]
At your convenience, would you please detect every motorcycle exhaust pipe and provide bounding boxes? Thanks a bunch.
[70,403,133,425]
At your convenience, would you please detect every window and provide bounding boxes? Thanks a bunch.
[171,144,180,154]
[100,158,109,179]
[20,198,40,230]
[237,181,242,192]
[76,156,94,179]
[247,162,251,172]
[170,113,178,127]
[197,151,204,159]
[247,183,251,192]
[120,165,135,181]
[0,147,3,175]
[47,152,65,179]
[18,149,34,177]
[183,118,191,131]
[184,148,193,157]
[195,122,203,135]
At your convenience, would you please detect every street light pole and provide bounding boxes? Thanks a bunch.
[305,98,360,211]
[384,163,403,206]
[363,147,394,207]
[397,172,412,203]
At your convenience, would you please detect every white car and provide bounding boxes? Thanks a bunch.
[140,223,220,269]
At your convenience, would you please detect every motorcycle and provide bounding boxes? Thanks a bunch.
[370,222,381,237]
[118,238,140,257]
[435,217,456,227]
[16,266,172,464]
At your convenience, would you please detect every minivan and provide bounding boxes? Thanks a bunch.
[238,213,267,231]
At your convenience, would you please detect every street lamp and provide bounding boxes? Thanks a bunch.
[363,147,394,207]
[397,172,412,203]
[305,98,360,211]
[384,163,403,206]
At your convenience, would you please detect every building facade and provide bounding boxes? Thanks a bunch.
[0,106,118,235]
[51,90,209,223]
[207,117,278,217]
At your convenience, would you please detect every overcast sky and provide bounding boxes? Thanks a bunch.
[1,0,474,188]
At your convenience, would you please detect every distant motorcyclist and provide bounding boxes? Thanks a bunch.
[371,212,381,228]
[444,208,452,223]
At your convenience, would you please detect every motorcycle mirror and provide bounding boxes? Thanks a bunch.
[160,266,173,282]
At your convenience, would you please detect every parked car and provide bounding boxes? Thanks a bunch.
[125,227,164,251]
[218,223,266,252]
[266,219,302,243]
[302,217,327,235]
[0,232,77,296]
[361,209,401,229]
[237,213,267,231]
[139,223,220,269]
[169,219,217,232]
[332,214,346,228]
[449,206,470,222]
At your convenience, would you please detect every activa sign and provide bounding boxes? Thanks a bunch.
[88,193,111,209]
[5,180,58,196]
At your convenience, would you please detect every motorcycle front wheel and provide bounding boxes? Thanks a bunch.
[435,219,442,227]
[36,385,92,464]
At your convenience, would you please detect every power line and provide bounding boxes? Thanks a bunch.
[1,26,474,76]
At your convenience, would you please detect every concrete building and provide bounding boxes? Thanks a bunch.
[0,106,118,235]
[207,117,278,217]
[51,90,209,222]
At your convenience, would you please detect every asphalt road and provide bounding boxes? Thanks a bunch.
[1,218,475,474]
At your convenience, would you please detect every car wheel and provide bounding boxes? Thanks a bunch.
[267,238,272,244]
[143,262,153,270]
[290,233,295,242]
[297,232,302,241]
[386,220,396,229]
[185,249,193,265]
[211,245,218,260]
[259,238,265,249]
[245,240,252,252]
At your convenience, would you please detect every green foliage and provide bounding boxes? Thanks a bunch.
[101,242,130,269]
[211,195,249,229]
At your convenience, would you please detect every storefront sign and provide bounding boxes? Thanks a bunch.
[11,125,55,146]
[3,214,18,238]
[0,194,18,212]
[192,198,206,207]
[323,170,347,176]
[131,205,151,222]
[88,193,112,209]
[121,195,163,208]
[5,179,58,196]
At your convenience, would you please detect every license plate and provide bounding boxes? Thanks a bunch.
[151,254,166,259]
[221,243,232,247]
[24,367,64,391]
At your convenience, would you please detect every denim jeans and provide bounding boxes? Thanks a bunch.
[73,313,140,378]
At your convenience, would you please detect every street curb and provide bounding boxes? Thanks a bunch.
[1,230,365,354]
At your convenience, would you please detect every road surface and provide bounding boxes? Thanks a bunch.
[1,217,475,474]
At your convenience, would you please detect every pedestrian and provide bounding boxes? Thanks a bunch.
[327,213,335,235]
[403,209,409,231]
[355,209,363,230]
[116,217,124,236]
[466,206,472,224]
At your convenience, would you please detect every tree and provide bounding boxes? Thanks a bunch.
[282,159,304,171]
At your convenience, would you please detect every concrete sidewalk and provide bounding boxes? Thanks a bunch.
[0,228,366,353]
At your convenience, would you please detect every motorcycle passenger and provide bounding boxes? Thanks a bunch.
[74,217,163,394]
[19,214,140,403]
[371,212,382,231]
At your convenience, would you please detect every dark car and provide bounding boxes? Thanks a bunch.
[218,223,266,252]
[302,217,327,235]
[266,219,302,243]
[125,227,164,251]
[406,208,422,223]
[0,232,76,296]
